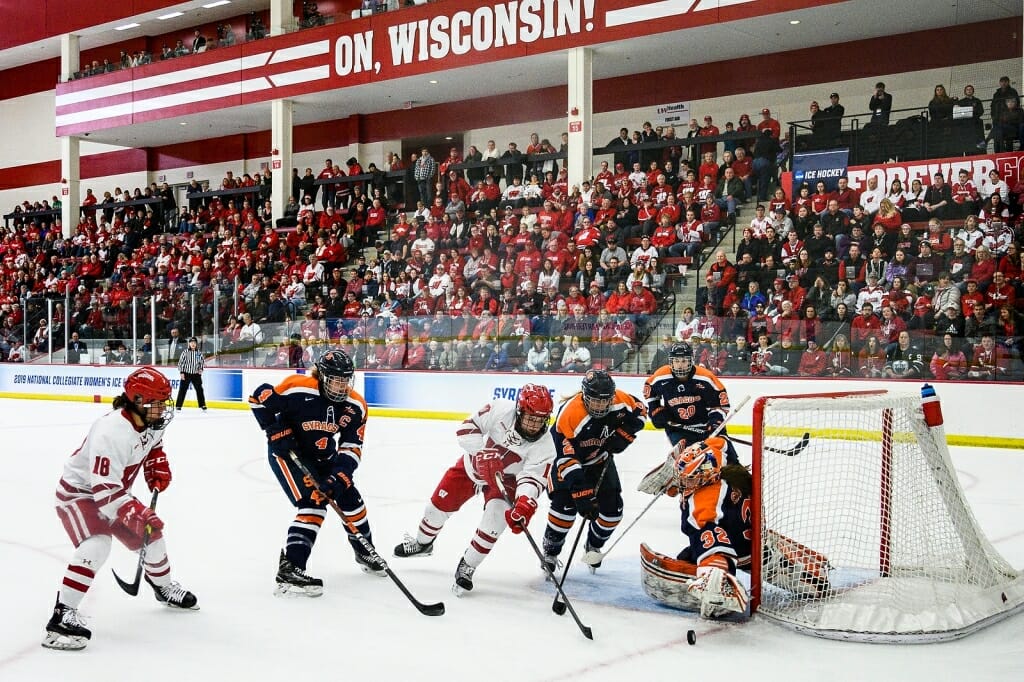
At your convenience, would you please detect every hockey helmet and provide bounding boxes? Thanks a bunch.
[122,367,174,430]
[581,369,616,418]
[315,349,355,402]
[515,383,554,442]
[676,440,721,497]
[668,342,695,381]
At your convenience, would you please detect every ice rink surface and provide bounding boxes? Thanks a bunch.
[1,399,1023,681]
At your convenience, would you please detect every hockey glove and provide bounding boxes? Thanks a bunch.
[571,483,599,520]
[471,448,506,485]
[324,462,354,499]
[505,495,538,533]
[117,498,164,538]
[603,427,638,455]
[143,448,172,493]
[266,423,298,458]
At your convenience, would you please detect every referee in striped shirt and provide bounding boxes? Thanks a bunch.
[175,336,207,411]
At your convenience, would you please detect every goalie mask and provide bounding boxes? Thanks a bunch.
[676,440,721,496]
[122,367,174,431]
[515,383,553,442]
[581,369,616,418]
[315,349,355,402]
[669,342,695,381]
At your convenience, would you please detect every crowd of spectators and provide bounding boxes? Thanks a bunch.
[669,163,1024,381]
[6,75,1024,381]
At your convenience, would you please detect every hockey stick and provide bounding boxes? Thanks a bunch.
[287,451,445,617]
[552,456,611,616]
[730,433,810,457]
[583,395,752,566]
[113,490,159,596]
[496,473,594,640]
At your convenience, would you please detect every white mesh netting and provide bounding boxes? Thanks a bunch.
[756,391,1024,643]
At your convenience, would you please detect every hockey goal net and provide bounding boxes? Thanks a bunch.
[750,388,1024,642]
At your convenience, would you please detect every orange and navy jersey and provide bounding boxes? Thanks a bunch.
[549,389,645,485]
[250,374,368,470]
[644,364,729,432]
[679,441,751,567]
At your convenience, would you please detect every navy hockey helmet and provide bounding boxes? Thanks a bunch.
[315,349,355,402]
[668,342,695,381]
[581,369,616,418]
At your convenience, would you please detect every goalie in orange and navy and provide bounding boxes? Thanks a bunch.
[250,349,384,596]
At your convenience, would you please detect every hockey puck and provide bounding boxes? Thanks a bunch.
[686,629,697,645]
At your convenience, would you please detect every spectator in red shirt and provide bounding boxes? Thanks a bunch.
[757,108,781,139]
[705,250,737,314]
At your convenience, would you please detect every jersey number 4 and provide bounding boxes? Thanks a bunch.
[92,456,111,477]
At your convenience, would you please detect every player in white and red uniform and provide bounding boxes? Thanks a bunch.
[43,368,197,651]
[393,385,555,596]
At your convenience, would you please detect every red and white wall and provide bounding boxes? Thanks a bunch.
[0,17,1019,208]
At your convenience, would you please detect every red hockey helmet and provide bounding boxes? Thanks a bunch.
[515,383,553,442]
[122,367,174,430]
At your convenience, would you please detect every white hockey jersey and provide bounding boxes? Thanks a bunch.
[56,408,164,521]
[457,399,555,500]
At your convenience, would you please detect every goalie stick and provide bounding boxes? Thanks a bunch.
[730,432,810,457]
[288,451,445,617]
[582,395,751,567]
[496,473,594,640]
[552,456,611,616]
[112,490,159,596]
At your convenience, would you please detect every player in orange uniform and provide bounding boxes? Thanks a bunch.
[644,342,739,465]
[542,370,646,574]
[250,350,384,597]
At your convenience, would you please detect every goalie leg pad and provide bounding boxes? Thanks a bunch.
[762,529,832,598]
[687,567,749,619]
[640,543,702,612]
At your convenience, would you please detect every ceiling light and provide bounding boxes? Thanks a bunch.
[114,23,140,31]
[158,12,184,20]
[444,136,453,140]
[789,19,801,25]
[202,1,232,8]
[428,79,438,84]
[180,122,188,126]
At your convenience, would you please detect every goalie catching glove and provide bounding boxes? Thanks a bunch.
[504,495,537,533]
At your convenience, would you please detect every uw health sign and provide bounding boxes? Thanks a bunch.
[55,0,837,136]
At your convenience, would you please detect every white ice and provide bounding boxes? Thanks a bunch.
[1,400,1023,681]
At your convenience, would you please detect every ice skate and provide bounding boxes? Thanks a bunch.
[42,594,91,651]
[355,551,388,577]
[146,576,200,610]
[452,558,476,597]
[275,550,324,597]
[540,552,562,579]
[581,541,603,574]
[393,534,434,558]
